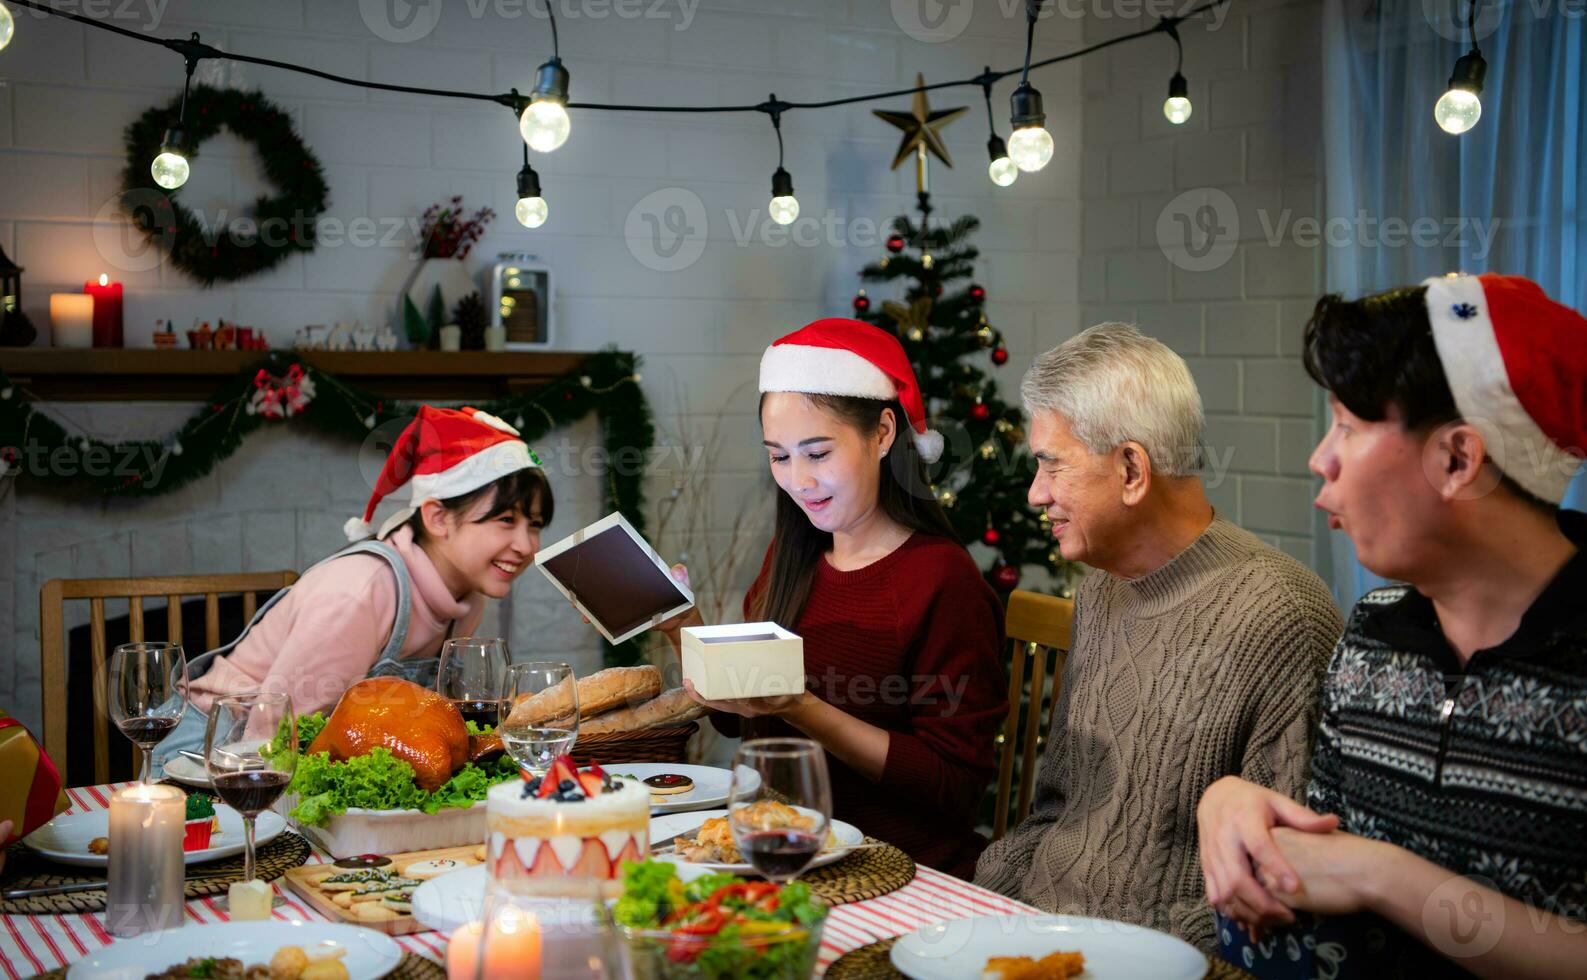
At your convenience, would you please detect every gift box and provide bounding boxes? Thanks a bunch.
[681,623,805,700]
[0,711,70,846]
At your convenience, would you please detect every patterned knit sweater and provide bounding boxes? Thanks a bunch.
[974,518,1343,951]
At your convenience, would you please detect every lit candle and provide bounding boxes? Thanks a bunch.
[447,907,543,980]
[49,294,94,349]
[83,274,124,348]
[106,782,185,938]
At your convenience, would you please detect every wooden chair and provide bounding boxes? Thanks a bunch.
[40,571,298,787]
[992,589,1075,841]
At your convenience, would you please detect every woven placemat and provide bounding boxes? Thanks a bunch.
[824,935,1258,980]
[1,832,311,915]
[25,951,444,980]
[801,837,915,907]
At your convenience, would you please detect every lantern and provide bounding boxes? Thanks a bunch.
[0,243,36,347]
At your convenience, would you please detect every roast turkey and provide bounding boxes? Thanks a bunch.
[306,677,504,791]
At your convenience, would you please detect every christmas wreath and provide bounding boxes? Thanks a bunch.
[120,86,329,286]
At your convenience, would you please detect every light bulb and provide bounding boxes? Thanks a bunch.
[769,195,799,225]
[151,150,190,190]
[1163,96,1193,125]
[515,196,547,228]
[988,155,1018,186]
[1434,87,1481,134]
[0,3,14,52]
[520,99,570,152]
[1007,126,1053,172]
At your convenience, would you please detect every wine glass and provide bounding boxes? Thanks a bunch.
[500,661,577,776]
[437,637,510,731]
[727,738,832,883]
[105,642,188,783]
[205,691,296,906]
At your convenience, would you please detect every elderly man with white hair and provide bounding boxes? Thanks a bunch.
[973,322,1342,952]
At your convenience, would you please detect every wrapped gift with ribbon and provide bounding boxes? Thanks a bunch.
[0,710,70,847]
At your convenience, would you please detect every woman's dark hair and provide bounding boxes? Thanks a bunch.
[751,393,960,629]
[404,465,555,542]
[1302,285,1552,510]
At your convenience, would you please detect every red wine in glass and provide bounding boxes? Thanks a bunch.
[211,770,292,816]
[740,829,823,879]
[119,716,180,749]
[453,699,501,730]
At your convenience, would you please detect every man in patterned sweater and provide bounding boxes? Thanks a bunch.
[1198,273,1587,979]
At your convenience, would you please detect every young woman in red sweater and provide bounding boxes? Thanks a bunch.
[668,319,1008,879]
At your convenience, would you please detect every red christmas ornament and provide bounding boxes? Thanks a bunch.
[969,284,986,303]
[932,282,943,297]
[991,347,1009,366]
[886,234,906,254]
[971,402,991,421]
[992,563,1020,591]
[853,292,870,313]
[982,527,1002,546]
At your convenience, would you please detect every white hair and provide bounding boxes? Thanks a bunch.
[1020,322,1206,476]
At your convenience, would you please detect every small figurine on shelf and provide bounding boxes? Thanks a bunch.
[375,326,398,351]
[153,318,179,349]
[187,321,213,350]
[214,321,236,351]
[352,322,376,351]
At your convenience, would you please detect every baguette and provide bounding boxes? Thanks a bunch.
[504,665,662,727]
[578,688,707,734]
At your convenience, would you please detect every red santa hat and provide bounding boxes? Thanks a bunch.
[1423,273,1587,504]
[344,405,542,542]
[759,318,943,463]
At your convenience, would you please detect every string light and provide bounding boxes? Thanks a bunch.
[766,99,799,226]
[0,2,14,52]
[1007,2,1054,172]
[513,138,547,229]
[1162,23,1192,125]
[518,3,571,151]
[151,37,202,190]
[1435,0,1485,135]
[979,69,1018,187]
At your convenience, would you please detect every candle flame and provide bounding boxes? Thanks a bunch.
[98,274,109,286]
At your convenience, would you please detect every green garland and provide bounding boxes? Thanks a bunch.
[121,86,329,286]
[0,349,656,663]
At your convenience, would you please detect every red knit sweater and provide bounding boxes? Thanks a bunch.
[717,533,1008,880]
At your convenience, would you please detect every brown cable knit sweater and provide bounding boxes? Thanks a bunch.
[973,517,1342,951]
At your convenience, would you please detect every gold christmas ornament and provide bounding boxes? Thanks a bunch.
[921,253,934,269]
[882,296,934,342]
[938,489,957,507]
[979,441,996,459]
[976,324,994,346]
[907,327,924,342]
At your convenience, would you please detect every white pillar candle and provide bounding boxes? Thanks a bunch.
[106,782,185,938]
[439,324,462,352]
[484,324,506,352]
[50,294,95,348]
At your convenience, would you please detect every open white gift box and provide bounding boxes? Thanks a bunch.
[681,623,805,700]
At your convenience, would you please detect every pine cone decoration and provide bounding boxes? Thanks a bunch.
[453,291,488,350]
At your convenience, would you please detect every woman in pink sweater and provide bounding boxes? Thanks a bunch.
[157,406,552,764]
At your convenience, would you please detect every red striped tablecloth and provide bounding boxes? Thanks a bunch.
[1,782,1040,978]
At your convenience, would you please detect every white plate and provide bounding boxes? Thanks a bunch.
[649,808,863,874]
[25,805,286,868]
[160,753,213,788]
[602,763,761,815]
[67,920,403,980]
[889,914,1206,980]
[411,863,713,936]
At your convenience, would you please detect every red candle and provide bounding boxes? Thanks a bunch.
[83,274,123,348]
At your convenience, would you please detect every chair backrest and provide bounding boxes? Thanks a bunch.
[39,571,298,787]
[992,588,1075,841]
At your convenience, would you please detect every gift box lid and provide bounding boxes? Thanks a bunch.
[535,512,695,645]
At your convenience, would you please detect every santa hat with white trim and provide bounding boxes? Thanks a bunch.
[344,405,542,542]
[759,317,944,463]
[1422,272,1587,504]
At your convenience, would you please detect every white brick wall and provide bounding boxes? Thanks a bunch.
[1080,0,1326,569]
[0,1,1085,732]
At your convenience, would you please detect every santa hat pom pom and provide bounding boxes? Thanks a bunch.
[914,428,944,464]
[343,516,375,542]
[464,408,520,436]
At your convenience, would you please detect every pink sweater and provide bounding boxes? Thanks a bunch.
[187,526,485,716]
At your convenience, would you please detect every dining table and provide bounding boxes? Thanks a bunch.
[0,781,1048,979]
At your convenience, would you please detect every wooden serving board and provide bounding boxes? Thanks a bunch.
[281,843,486,936]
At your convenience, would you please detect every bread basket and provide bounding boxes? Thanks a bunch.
[571,722,697,764]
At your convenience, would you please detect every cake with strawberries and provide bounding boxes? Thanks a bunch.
[485,755,648,898]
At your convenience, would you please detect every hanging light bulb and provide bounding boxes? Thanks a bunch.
[519,57,571,152]
[151,126,190,189]
[514,161,547,229]
[1007,82,1053,172]
[1163,71,1192,124]
[1434,49,1486,135]
[769,166,799,225]
[0,2,15,53]
[987,134,1018,186]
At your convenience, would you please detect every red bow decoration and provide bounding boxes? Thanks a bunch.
[248,363,316,419]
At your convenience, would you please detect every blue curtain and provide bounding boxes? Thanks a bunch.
[1320,0,1586,607]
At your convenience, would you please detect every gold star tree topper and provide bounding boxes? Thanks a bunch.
[874,74,968,177]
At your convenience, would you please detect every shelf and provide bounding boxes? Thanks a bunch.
[0,349,594,401]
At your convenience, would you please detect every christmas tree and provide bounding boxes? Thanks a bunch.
[851,211,1073,595]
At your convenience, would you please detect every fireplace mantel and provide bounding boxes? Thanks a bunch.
[0,350,593,401]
